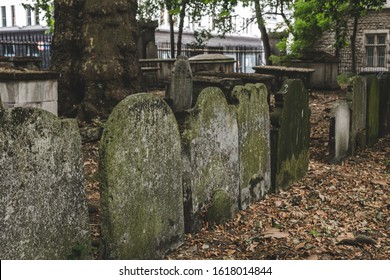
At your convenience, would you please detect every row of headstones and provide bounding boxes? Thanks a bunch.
[329,75,390,163]
[0,80,310,260]
[99,84,271,259]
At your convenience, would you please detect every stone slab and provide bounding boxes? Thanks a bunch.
[182,87,239,232]
[270,79,310,191]
[232,83,271,210]
[329,100,350,163]
[99,93,184,259]
[0,107,90,259]
[167,56,193,112]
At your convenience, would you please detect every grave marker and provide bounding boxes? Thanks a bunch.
[232,83,271,210]
[99,93,184,259]
[0,108,90,259]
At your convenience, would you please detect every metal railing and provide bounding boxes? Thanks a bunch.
[0,33,264,73]
[0,32,52,69]
[157,43,264,73]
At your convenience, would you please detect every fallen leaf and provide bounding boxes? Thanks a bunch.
[371,179,388,186]
[307,254,319,260]
[263,227,289,239]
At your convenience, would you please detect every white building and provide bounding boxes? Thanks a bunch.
[140,1,288,70]
[0,0,47,30]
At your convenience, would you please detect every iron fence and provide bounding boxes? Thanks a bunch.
[0,32,52,69]
[0,32,264,73]
[157,43,264,73]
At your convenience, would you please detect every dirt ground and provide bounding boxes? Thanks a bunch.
[82,89,390,260]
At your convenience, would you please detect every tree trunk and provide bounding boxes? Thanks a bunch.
[254,0,272,65]
[165,0,175,58]
[177,1,188,57]
[351,15,358,74]
[51,0,141,120]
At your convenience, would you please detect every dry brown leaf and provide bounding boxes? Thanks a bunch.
[371,179,388,186]
[307,254,319,260]
[263,227,290,239]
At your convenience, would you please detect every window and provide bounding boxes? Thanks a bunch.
[365,33,388,69]
[1,6,6,27]
[11,6,15,26]
[26,6,32,25]
[35,4,40,25]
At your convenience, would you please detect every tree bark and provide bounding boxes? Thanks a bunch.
[165,0,176,58]
[254,0,272,65]
[51,0,141,120]
[177,0,188,57]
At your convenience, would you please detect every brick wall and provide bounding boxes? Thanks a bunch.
[312,8,390,74]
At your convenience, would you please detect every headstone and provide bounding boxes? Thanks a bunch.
[347,76,367,153]
[182,87,239,232]
[167,56,193,112]
[0,94,3,110]
[329,100,350,163]
[232,83,271,210]
[99,93,184,259]
[378,74,390,137]
[270,79,310,191]
[0,108,90,259]
[366,75,380,146]
[146,42,158,59]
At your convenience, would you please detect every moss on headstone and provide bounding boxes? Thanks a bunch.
[205,190,233,225]
[182,87,239,232]
[271,79,310,191]
[378,74,390,137]
[0,107,90,259]
[366,75,380,146]
[168,55,193,112]
[348,76,367,154]
[232,83,271,210]
[99,93,184,259]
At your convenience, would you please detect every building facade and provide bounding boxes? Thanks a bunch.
[0,0,45,28]
[313,1,390,74]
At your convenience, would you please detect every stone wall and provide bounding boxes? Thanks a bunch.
[0,70,59,116]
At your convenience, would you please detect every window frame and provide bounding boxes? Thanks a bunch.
[364,30,389,71]
[1,6,6,27]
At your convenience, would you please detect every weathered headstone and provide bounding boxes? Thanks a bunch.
[366,75,380,146]
[347,76,367,153]
[0,108,90,259]
[378,74,390,137]
[99,93,184,259]
[329,100,350,163]
[146,42,158,59]
[182,87,239,232]
[167,56,193,112]
[232,83,271,210]
[270,79,310,191]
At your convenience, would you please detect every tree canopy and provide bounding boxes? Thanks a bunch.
[289,0,385,56]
